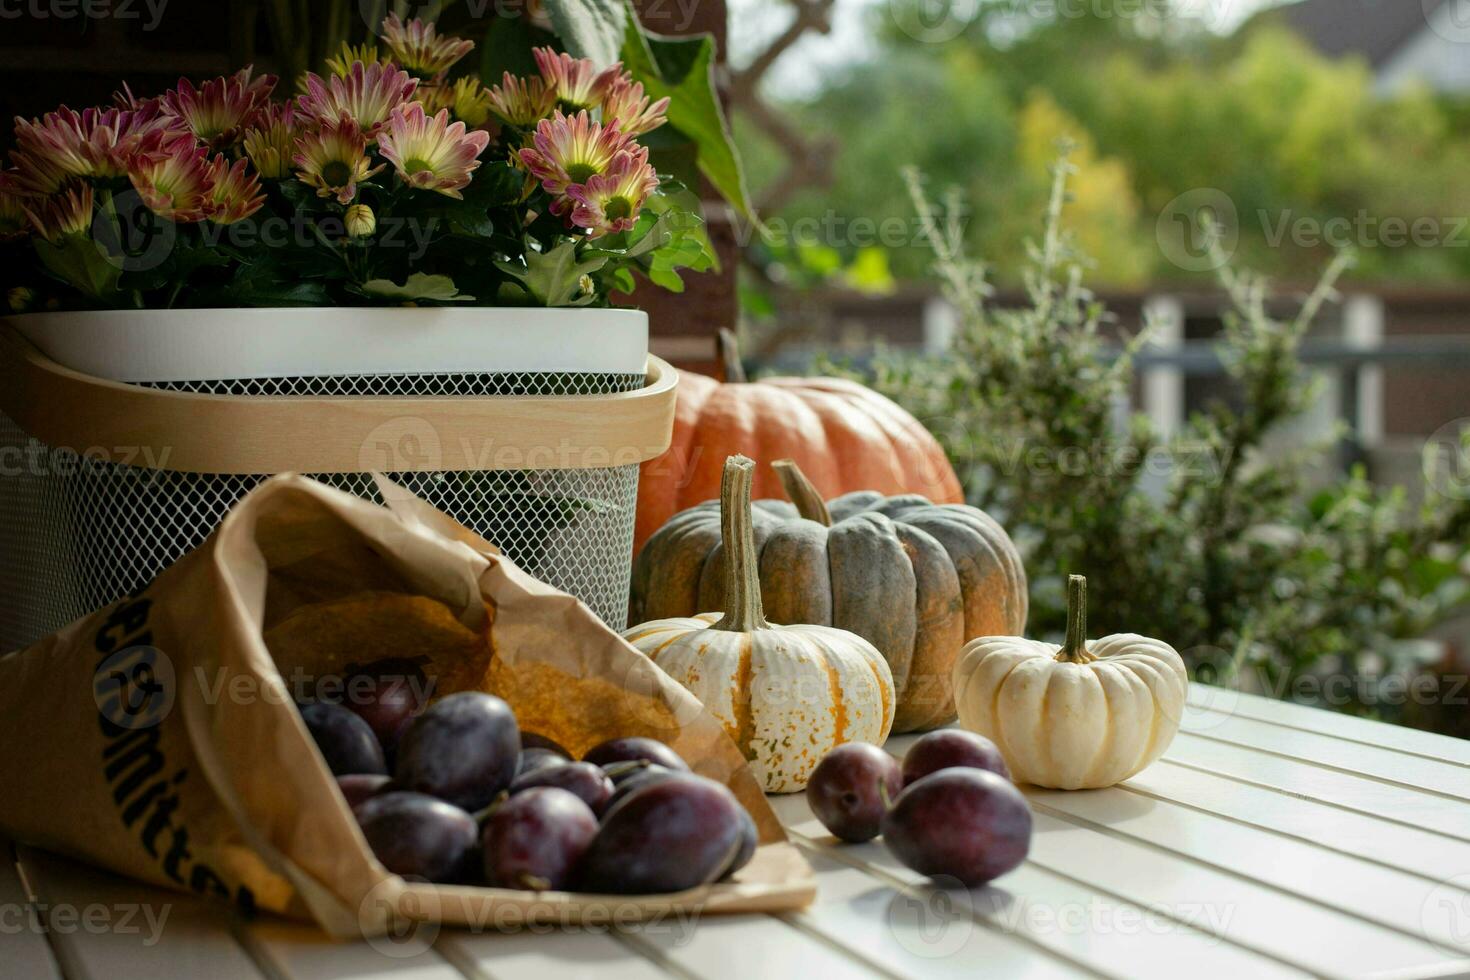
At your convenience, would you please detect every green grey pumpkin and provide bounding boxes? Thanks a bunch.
[631,459,1029,733]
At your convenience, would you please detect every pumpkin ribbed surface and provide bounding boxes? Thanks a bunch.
[632,463,1027,734]
[951,577,1188,789]
[634,368,964,555]
[623,455,896,793]
[624,614,895,793]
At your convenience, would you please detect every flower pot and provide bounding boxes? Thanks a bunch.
[9,307,651,384]
[0,308,675,651]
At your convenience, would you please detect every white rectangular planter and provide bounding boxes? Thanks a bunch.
[10,306,650,382]
[0,308,672,651]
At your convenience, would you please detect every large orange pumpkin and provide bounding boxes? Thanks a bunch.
[635,331,964,554]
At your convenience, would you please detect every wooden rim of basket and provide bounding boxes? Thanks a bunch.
[0,324,678,474]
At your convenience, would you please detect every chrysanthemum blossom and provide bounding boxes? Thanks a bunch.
[160,68,276,147]
[376,103,490,199]
[486,72,555,129]
[325,41,387,79]
[112,81,153,111]
[533,48,619,112]
[381,14,475,78]
[566,149,659,237]
[23,183,95,241]
[10,105,183,193]
[345,203,376,237]
[241,102,300,179]
[296,61,417,139]
[451,77,494,128]
[518,110,635,199]
[206,155,265,224]
[293,117,382,204]
[128,136,215,222]
[599,78,669,137]
[411,82,456,117]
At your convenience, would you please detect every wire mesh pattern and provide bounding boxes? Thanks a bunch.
[145,371,647,397]
[0,370,644,654]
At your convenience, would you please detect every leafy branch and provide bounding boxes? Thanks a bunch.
[853,153,1470,720]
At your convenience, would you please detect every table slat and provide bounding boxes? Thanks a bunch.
[1023,809,1458,977]
[1187,687,1470,766]
[1028,783,1470,954]
[1,837,64,980]
[436,928,673,980]
[788,847,1092,979]
[1168,732,1470,842]
[1182,708,1470,801]
[621,912,887,980]
[16,846,266,980]
[241,918,468,980]
[1127,760,1470,883]
[775,777,1311,980]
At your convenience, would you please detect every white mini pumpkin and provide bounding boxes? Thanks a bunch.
[624,455,895,793]
[951,575,1188,789]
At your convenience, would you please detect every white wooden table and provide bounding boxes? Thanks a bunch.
[7,686,1470,980]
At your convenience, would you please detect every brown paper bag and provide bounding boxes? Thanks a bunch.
[0,474,815,937]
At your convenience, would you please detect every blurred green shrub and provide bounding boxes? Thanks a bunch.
[740,16,1470,286]
[843,157,1470,723]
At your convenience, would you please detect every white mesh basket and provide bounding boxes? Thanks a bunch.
[0,311,675,652]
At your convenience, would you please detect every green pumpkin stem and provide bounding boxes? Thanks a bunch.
[1056,574,1095,664]
[772,459,833,526]
[711,455,771,633]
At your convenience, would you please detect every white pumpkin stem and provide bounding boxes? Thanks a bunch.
[1056,574,1095,664]
[718,327,748,383]
[711,455,771,633]
[772,459,833,526]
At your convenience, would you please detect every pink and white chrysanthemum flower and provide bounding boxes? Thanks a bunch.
[381,14,475,79]
[10,104,184,193]
[292,117,382,205]
[486,72,555,129]
[533,47,619,112]
[565,149,659,237]
[241,102,300,179]
[518,110,635,201]
[598,78,669,137]
[127,135,216,222]
[205,156,265,224]
[160,67,276,148]
[376,103,490,199]
[296,61,418,139]
[112,81,153,111]
[23,182,95,242]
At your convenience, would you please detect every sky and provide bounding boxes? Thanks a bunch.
[728,0,1293,97]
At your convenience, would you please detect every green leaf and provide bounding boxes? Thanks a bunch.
[361,272,474,302]
[644,188,717,269]
[33,235,121,303]
[464,161,527,207]
[495,241,608,306]
[621,11,753,219]
[479,13,540,80]
[644,260,687,293]
[215,261,335,306]
[544,0,626,68]
[583,211,675,261]
[608,266,637,294]
[581,190,715,295]
[843,247,897,295]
